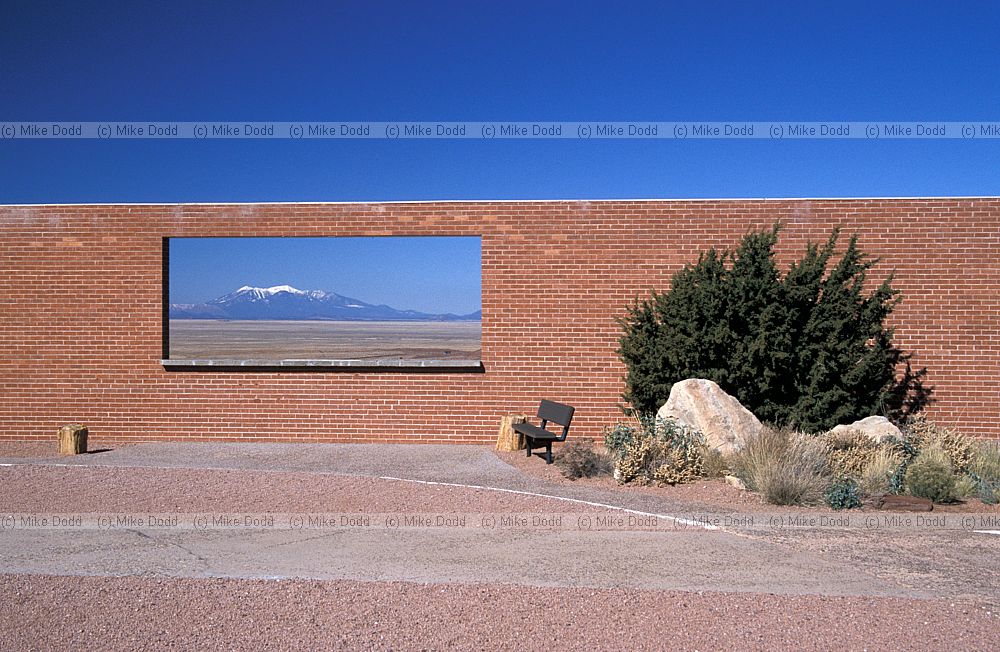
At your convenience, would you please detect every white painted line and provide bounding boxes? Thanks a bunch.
[0,462,79,467]
[7,460,998,538]
[1,460,719,531]
[377,475,718,530]
[0,461,253,471]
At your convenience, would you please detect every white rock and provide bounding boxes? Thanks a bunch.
[656,378,762,454]
[828,416,902,444]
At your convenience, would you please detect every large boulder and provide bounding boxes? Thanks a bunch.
[828,416,902,444]
[656,379,762,454]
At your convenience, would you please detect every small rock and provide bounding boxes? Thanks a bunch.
[724,475,747,491]
[875,494,933,511]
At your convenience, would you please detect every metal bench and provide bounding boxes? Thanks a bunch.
[513,399,575,464]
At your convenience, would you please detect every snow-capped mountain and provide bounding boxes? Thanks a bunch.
[169,285,481,322]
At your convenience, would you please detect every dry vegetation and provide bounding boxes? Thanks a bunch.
[168,319,482,360]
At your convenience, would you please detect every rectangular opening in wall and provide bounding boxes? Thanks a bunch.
[162,236,482,369]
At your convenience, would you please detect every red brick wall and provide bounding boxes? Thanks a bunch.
[1,199,998,443]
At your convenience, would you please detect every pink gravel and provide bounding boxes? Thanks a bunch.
[0,465,597,514]
[499,450,1000,514]
[1,574,996,651]
[3,447,999,650]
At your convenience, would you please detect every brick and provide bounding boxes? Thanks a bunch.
[0,199,998,442]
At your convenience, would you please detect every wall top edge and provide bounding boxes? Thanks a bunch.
[3,196,1000,208]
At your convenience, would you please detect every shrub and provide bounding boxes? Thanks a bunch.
[603,421,639,461]
[972,440,1000,478]
[858,448,903,497]
[701,448,730,478]
[824,429,882,479]
[732,426,830,506]
[825,478,862,510]
[977,481,1000,505]
[954,475,979,500]
[899,413,937,449]
[616,224,927,432]
[969,440,1000,504]
[607,414,707,486]
[555,440,612,480]
[614,437,657,485]
[905,446,956,503]
[883,435,920,494]
[902,414,975,473]
[652,444,704,486]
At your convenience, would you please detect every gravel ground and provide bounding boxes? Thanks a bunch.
[3,464,902,597]
[2,441,1000,650]
[0,465,598,514]
[0,441,528,486]
[500,449,1000,514]
[0,441,72,458]
[737,526,1000,605]
[2,574,997,652]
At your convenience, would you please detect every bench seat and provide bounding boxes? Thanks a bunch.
[512,422,560,441]
[512,399,575,464]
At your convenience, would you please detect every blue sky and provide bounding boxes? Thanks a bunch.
[169,236,482,314]
[2,1,1000,202]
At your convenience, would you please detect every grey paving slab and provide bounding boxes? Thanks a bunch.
[4,442,993,601]
[0,528,922,598]
[1,443,524,485]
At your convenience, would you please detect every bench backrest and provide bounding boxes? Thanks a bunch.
[538,400,574,428]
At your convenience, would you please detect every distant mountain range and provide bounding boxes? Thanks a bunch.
[169,285,482,322]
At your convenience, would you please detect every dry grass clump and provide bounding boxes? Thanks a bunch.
[858,448,903,497]
[554,440,612,480]
[701,448,730,478]
[903,414,975,473]
[971,440,1000,482]
[824,429,882,479]
[732,426,829,506]
[732,426,786,493]
[905,445,956,503]
[969,440,1000,504]
[954,475,980,499]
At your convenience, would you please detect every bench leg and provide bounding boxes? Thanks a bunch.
[526,438,532,457]
[546,443,553,464]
